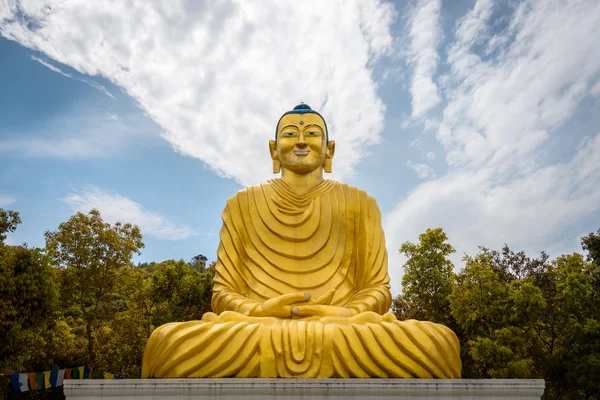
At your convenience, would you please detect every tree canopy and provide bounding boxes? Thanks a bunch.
[395,228,600,399]
[1,207,215,396]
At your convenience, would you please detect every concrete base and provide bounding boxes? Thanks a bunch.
[64,378,545,399]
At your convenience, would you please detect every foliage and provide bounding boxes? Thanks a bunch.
[392,228,456,328]
[0,211,59,374]
[397,227,600,399]
[0,208,21,243]
[582,228,600,266]
[44,209,144,365]
[1,206,217,394]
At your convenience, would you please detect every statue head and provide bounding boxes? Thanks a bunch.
[269,104,336,174]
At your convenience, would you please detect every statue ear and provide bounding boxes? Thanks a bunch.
[269,140,281,174]
[324,140,335,173]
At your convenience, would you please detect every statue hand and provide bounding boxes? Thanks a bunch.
[291,305,357,318]
[305,288,335,306]
[252,292,311,318]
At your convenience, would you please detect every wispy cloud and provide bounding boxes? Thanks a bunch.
[1,0,396,186]
[425,152,436,160]
[30,55,72,78]
[77,78,115,99]
[64,185,197,241]
[407,0,442,118]
[386,0,600,295]
[0,194,17,207]
[30,55,115,98]
[407,161,435,179]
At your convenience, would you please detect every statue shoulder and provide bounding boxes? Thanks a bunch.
[332,181,381,210]
[228,182,267,198]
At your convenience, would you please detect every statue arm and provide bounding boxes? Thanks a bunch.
[344,194,392,315]
[211,279,261,316]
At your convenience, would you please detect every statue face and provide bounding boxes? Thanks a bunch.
[274,113,328,174]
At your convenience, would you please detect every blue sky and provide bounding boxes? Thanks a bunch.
[1,0,599,296]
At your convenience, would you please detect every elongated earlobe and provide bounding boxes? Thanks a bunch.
[269,140,280,174]
[324,140,335,173]
[272,160,281,174]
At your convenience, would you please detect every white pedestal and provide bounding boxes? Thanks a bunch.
[64,378,545,399]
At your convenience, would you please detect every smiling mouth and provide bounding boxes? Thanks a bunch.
[294,150,310,156]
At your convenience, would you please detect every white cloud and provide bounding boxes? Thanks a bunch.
[410,137,423,148]
[64,185,197,241]
[407,0,442,118]
[76,78,115,99]
[407,160,435,179]
[423,118,439,131]
[30,55,115,98]
[386,0,600,295]
[591,80,600,96]
[30,55,72,78]
[0,0,395,186]
[0,194,17,207]
[425,151,436,160]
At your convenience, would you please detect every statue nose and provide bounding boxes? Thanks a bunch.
[296,132,308,148]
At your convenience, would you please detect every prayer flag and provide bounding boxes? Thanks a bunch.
[28,372,37,390]
[103,372,114,379]
[10,373,19,391]
[78,366,85,379]
[65,368,72,379]
[72,367,79,379]
[34,372,44,390]
[44,371,51,389]
[19,373,29,391]
[57,369,65,387]
[50,370,58,388]
[83,366,90,379]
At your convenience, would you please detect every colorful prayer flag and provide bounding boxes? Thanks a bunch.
[9,373,19,391]
[72,367,79,379]
[18,373,29,392]
[65,368,72,379]
[35,372,44,389]
[103,372,114,379]
[83,366,90,379]
[50,370,58,388]
[78,366,85,379]
[28,372,37,390]
[57,369,65,387]
[44,371,51,389]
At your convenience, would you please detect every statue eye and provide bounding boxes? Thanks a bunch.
[281,131,296,136]
[306,131,320,135]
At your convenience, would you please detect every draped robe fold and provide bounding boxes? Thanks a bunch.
[141,179,461,378]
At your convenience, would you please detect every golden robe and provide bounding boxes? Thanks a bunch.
[142,179,461,378]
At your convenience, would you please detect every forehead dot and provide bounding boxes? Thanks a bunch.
[299,120,304,125]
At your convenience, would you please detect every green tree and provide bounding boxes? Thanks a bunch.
[0,210,60,374]
[449,250,545,379]
[142,259,213,328]
[44,209,144,366]
[95,259,214,378]
[582,229,600,266]
[541,253,600,399]
[393,228,456,327]
[0,207,21,243]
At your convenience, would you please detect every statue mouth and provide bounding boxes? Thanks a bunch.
[294,150,310,156]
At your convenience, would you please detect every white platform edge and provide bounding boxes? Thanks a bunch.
[64,378,545,399]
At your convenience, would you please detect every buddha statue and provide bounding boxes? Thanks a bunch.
[141,104,461,379]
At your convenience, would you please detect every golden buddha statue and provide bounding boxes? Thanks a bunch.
[141,104,461,379]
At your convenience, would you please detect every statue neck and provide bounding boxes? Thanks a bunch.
[280,168,324,194]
